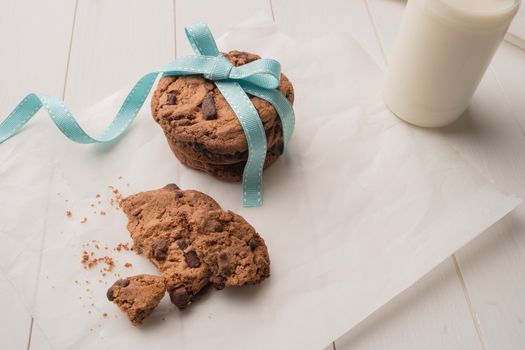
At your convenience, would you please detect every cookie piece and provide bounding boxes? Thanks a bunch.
[106,275,166,325]
[168,140,283,182]
[150,50,294,156]
[120,186,270,309]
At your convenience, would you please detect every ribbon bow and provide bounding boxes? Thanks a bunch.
[0,22,295,207]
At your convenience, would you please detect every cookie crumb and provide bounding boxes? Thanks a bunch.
[114,243,130,252]
[80,217,87,224]
[124,262,132,268]
[96,194,101,198]
[81,251,115,272]
[109,186,123,205]
[103,313,108,317]
[100,211,106,216]
[65,210,72,218]
[118,176,123,180]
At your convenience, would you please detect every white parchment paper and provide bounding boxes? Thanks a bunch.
[0,22,520,349]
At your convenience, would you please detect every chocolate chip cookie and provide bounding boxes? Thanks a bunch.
[106,274,166,325]
[150,50,294,181]
[120,185,270,309]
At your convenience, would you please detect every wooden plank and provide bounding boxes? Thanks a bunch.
[270,1,483,348]
[27,323,53,350]
[336,258,483,350]
[0,274,33,350]
[64,0,175,112]
[24,0,174,349]
[175,0,273,55]
[506,5,525,49]
[0,0,75,110]
[367,1,525,349]
[454,43,525,350]
[0,1,76,349]
[364,0,405,63]
[270,0,385,69]
[456,208,525,350]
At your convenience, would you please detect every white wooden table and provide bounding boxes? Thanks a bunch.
[1,1,524,349]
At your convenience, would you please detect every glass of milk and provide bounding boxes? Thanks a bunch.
[384,0,521,127]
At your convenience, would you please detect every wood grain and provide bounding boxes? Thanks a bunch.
[64,0,175,112]
[0,1,76,349]
[336,259,483,350]
[2,0,524,349]
[366,1,525,349]
[175,0,273,55]
[21,0,174,348]
[271,0,385,69]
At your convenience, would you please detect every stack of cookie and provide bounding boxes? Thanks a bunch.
[151,50,295,182]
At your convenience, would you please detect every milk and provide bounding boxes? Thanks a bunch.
[384,0,521,127]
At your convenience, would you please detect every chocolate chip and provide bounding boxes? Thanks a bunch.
[169,287,190,309]
[185,251,200,268]
[211,276,226,290]
[152,239,169,261]
[163,183,180,190]
[107,278,129,301]
[248,237,258,250]
[218,252,230,276]
[176,239,188,250]
[113,278,129,288]
[192,142,206,152]
[166,93,177,105]
[201,92,217,120]
[106,287,115,301]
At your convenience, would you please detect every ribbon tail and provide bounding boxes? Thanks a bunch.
[240,82,295,154]
[215,81,267,207]
[0,72,158,145]
[0,94,43,143]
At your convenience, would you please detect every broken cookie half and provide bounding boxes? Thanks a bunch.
[120,184,271,310]
[107,274,166,325]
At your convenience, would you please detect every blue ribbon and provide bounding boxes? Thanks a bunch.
[0,22,295,207]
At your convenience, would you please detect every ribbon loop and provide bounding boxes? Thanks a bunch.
[185,22,220,56]
[0,22,295,208]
